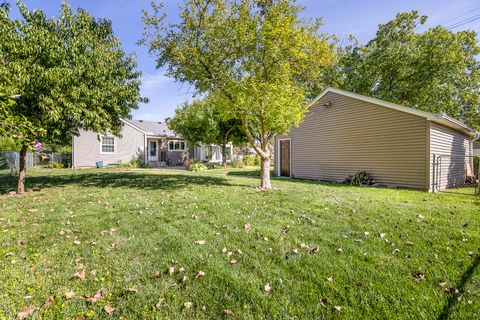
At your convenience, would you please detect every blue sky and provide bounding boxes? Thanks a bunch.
[10,0,480,122]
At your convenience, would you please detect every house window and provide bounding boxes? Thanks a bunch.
[168,140,186,151]
[101,136,115,153]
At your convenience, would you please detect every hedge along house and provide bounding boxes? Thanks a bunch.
[72,119,192,168]
[274,88,479,191]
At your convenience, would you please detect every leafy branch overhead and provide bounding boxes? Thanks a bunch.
[141,0,336,188]
[323,10,480,130]
[0,1,144,193]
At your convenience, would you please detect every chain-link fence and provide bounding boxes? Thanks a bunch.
[432,154,480,195]
[0,151,72,173]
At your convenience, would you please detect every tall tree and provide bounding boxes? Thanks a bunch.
[0,1,143,193]
[323,11,480,130]
[169,96,246,167]
[141,0,335,189]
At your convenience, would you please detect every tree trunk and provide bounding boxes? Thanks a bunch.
[221,140,228,168]
[17,144,28,194]
[260,156,272,189]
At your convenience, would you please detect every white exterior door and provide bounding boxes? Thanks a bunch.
[148,140,158,161]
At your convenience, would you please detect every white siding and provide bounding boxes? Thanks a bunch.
[73,123,145,168]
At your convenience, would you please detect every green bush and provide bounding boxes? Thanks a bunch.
[253,156,261,166]
[189,162,207,172]
[118,158,146,168]
[206,162,221,170]
[229,159,244,168]
[47,161,65,169]
[243,155,255,166]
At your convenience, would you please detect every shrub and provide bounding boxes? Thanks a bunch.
[118,158,146,168]
[253,156,261,166]
[189,162,207,172]
[344,171,376,186]
[229,159,244,168]
[206,162,221,170]
[242,155,254,166]
[47,161,65,169]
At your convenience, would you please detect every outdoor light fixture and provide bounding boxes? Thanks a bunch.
[323,101,332,108]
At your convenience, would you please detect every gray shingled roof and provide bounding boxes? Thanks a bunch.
[124,119,181,138]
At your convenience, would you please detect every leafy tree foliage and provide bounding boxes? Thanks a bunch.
[0,1,143,193]
[169,96,246,167]
[324,11,480,130]
[141,0,335,189]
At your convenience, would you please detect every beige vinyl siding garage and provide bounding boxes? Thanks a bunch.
[73,123,145,168]
[275,91,428,189]
[430,123,473,191]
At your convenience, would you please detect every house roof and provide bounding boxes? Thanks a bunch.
[312,87,479,138]
[122,119,182,139]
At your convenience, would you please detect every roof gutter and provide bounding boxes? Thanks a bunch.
[427,114,478,138]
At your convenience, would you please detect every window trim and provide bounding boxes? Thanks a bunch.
[168,140,187,151]
[100,135,117,154]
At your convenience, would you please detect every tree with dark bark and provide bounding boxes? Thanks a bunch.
[140,0,335,189]
[0,1,143,194]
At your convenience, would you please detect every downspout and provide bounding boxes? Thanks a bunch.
[144,133,147,165]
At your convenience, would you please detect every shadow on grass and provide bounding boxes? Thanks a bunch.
[438,252,480,320]
[0,170,239,194]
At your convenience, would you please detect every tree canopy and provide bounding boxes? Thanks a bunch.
[324,11,480,130]
[169,95,246,166]
[141,0,336,188]
[0,1,144,193]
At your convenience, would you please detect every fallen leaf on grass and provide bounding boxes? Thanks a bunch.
[73,240,81,245]
[405,241,414,246]
[109,228,117,236]
[43,296,54,308]
[244,224,251,230]
[363,231,370,236]
[155,298,165,309]
[82,290,104,304]
[65,291,75,299]
[264,283,272,293]
[195,240,205,245]
[445,288,462,302]
[128,288,138,293]
[184,302,193,309]
[412,273,426,282]
[196,271,205,278]
[154,271,162,278]
[327,277,333,283]
[229,259,238,265]
[104,305,115,314]
[309,247,319,254]
[17,306,36,319]
[168,266,175,275]
[73,271,85,281]
[336,248,343,253]
[334,306,342,312]
[221,247,228,253]
[392,249,400,254]
[223,309,235,317]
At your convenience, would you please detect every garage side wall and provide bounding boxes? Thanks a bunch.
[73,124,145,168]
[430,123,473,191]
[275,92,428,189]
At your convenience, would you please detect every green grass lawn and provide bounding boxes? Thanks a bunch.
[0,168,479,319]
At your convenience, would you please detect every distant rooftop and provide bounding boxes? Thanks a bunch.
[124,119,180,138]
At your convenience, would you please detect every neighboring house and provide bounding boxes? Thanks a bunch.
[73,119,192,168]
[193,143,233,163]
[474,140,480,155]
[274,88,479,191]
